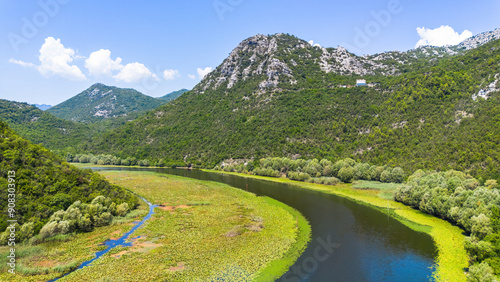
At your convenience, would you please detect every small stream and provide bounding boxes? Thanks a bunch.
[48,197,157,282]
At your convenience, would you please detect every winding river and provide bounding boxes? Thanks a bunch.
[94,167,436,282]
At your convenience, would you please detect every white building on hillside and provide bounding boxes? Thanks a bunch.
[356,79,366,86]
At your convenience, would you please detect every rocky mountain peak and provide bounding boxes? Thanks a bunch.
[196,33,395,94]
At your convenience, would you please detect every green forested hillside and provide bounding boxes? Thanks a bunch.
[0,120,138,237]
[47,83,167,123]
[0,99,91,150]
[82,34,500,181]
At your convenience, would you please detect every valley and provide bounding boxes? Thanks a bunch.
[1,13,500,280]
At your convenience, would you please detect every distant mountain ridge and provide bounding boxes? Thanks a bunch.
[47,83,168,123]
[33,104,52,111]
[158,89,189,102]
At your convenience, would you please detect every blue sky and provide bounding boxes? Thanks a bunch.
[1,0,499,105]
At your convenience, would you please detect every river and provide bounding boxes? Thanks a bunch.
[95,167,436,282]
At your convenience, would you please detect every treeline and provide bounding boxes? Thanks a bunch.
[0,120,138,238]
[217,157,405,184]
[67,153,185,168]
[394,170,500,279]
[0,196,130,245]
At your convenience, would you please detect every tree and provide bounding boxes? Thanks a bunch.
[392,167,405,183]
[471,214,492,240]
[380,170,391,183]
[485,179,499,190]
[338,166,354,183]
[468,262,495,282]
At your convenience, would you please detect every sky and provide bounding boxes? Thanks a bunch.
[0,0,499,105]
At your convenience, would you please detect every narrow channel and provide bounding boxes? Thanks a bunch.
[48,197,157,282]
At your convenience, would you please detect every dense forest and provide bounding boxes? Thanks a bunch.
[0,120,138,243]
[0,99,91,150]
[75,35,500,182]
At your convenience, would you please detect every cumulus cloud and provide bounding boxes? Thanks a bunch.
[10,37,86,80]
[197,67,213,79]
[415,25,473,48]
[188,74,196,79]
[86,49,158,83]
[308,40,321,48]
[85,49,123,77]
[163,69,179,80]
[114,62,158,83]
[10,37,168,84]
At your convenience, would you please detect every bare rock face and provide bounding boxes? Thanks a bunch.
[473,73,499,101]
[203,34,283,91]
[402,28,500,59]
[458,28,500,50]
[195,34,399,94]
[319,46,397,76]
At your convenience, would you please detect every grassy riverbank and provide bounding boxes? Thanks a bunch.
[203,169,468,282]
[0,206,148,281]
[0,168,309,281]
[60,170,310,281]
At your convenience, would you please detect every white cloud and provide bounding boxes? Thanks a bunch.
[188,74,196,79]
[114,62,158,83]
[163,69,179,80]
[197,67,213,79]
[85,49,123,77]
[9,37,86,80]
[86,49,158,83]
[415,25,473,48]
[9,59,36,68]
[308,40,321,48]
[10,37,167,84]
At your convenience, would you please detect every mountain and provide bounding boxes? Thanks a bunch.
[47,83,168,123]
[158,89,189,102]
[0,99,90,150]
[0,120,138,235]
[85,31,500,180]
[378,28,500,60]
[33,104,52,111]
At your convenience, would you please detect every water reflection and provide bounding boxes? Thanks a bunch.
[96,167,436,282]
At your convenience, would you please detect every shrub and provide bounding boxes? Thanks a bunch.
[116,203,130,217]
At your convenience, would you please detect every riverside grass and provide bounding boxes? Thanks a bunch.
[59,170,309,281]
[204,169,468,282]
[0,212,147,281]
[0,169,308,281]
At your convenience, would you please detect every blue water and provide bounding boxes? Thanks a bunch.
[48,197,158,281]
[68,167,436,281]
